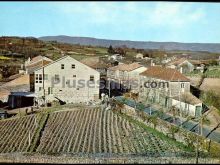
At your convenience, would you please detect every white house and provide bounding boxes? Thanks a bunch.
[108,54,124,61]
[167,58,194,74]
[25,55,53,74]
[136,53,144,59]
[139,66,203,117]
[34,56,100,105]
[107,63,147,92]
[171,92,203,117]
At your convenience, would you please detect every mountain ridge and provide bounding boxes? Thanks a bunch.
[39,35,220,53]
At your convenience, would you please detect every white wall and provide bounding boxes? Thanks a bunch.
[35,56,100,104]
[171,99,202,117]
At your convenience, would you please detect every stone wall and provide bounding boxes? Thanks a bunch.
[122,104,220,157]
[0,153,219,164]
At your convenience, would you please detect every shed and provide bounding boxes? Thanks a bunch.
[8,92,36,109]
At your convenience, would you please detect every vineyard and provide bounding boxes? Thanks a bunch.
[36,108,185,155]
[0,108,191,157]
[0,115,38,153]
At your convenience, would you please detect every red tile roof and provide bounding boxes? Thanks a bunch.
[109,63,143,72]
[140,66,190,81]
[80,57,109,69]
[30,55,52,64]
[168,58,188,66]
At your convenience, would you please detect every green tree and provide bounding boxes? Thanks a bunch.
[107,45,115,54]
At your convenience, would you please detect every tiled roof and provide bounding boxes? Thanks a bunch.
[30,55,52,64]
[80,57,109,69]
[140,66,190,81]
[108,63,143,72]
[167,58,188,66]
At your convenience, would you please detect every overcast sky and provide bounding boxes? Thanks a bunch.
[0,2,220,43]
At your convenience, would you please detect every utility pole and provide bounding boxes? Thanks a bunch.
[108,78,111,98]
[178,79,182,128]
[42,59,45,106]
[196,115,202,164]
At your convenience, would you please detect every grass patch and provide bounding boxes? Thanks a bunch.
[0,55,11,60]
[204,69,220,78]
[27,111,49,152]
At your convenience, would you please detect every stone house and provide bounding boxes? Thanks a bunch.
[108,54,124,61]
[25,55,53,74]
[136,53,144,59]
[167,58,194,74]
[190,60,206,73]
[107,63,147,92]
[80,57,109,78]
[34,56,100,105]
[139,66,203,117]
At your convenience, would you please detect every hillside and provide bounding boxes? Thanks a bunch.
[0,108,191,156]
[39,35,220,53]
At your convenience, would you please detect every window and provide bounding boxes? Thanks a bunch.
[39,74,42,83]
[73,75,76,78]
[185,103,188,109]
[44,74,48,80]
[77,88,79,90]
[48,87,53,94]
[72,64,75,69]
[55,74,60,82]
[39,87,42,91]
[35,74,39,83]
[90,75,94,82]
[36,74,42,83]
[61,64,64,69]
[181,83,185,88]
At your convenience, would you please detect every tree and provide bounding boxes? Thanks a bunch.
[111,98,125,114]
[115,47,126,56]
[124,92,139,111]
[108,45,115,54]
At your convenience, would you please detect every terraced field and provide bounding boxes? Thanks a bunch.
[0,115,38,153]
[36,109,183,155]
[0,108,189,156]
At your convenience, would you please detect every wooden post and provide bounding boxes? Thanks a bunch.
[28,131,31,147]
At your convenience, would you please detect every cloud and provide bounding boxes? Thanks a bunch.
[146,2,205,28]
[52,2,205,28]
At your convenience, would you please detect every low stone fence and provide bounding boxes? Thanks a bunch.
[0,153,219,164]
[121,104,220,158]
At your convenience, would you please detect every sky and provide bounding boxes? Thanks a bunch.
[0,2,220,43]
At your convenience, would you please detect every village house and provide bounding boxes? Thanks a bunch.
[24,55,53,74]
[190,60,206,73]
[166,58,194,74]
[161,56,176,64]
[108,54,124,61]
[80,57,109,78]
[34,56,100,105]
[136,53,144,59]
[107,63,147,93]
[139,66,203,117]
